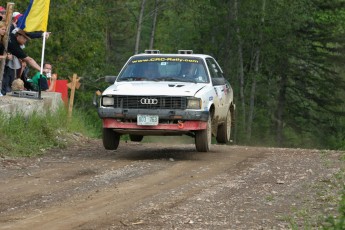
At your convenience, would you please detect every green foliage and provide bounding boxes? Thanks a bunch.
[3,3,345,226]
[0,107,96,157]
[322,189,345,229]
[230,0,345,148]
[155,0,228,55]
[322,149,345,229]
[10,0,345,150]
[68,106,102,138]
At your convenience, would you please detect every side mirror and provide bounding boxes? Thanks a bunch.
[105,75,117,84]
[212,77,225,86]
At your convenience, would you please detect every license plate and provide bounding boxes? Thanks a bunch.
[137,114,159,126]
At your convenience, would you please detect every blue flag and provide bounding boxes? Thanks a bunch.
[17,0,50,32]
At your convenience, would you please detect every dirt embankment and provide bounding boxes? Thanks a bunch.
[0,137,344,229]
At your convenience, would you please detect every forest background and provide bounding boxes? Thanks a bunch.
[12,0,345,150]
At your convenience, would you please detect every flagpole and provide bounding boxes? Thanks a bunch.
[16,0,51,99]
[38,32,46,99]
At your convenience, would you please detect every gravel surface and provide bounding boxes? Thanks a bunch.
[0,137,344,229]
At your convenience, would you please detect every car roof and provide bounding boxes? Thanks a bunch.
[132,53,214,60]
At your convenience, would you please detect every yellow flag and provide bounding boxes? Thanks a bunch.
[17,0,50,32]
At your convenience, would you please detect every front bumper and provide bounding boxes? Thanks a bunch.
[99,107,209,135]
[98,107,209,121]
[102,118,208,135]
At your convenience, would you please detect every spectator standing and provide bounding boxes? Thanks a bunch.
[0,6,5,21]
[0,21,9,60]
[0,21,14,96]
[0,20,6,96]
[11,12,22,30]
[1,29,41,95]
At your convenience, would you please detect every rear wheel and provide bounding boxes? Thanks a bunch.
[216,109,231,144]
[195,116,212,152]
[103,128,120,150]
[129,134,144,142]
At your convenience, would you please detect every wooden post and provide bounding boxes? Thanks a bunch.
[67,73,80,119]
[51,73,57,91]
[0,3,15,91]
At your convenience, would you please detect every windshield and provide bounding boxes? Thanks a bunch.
[117,56,209,83]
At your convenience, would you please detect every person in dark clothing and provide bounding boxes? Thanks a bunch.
[0,21,7,59]
[12,12,22,28]
[1,29,41,95]
[0,6,5,22]
[0,20,8,96]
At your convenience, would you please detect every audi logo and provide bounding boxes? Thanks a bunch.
[140,98,158,105]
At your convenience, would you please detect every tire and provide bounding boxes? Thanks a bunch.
[195,116,212,152]
[129,134,144,142]
[102,128,120,150]
[216,109,231,144]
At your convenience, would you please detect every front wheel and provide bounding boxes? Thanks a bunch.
[195,116,212,152]
[103,128,120,150]
[216,109,231,144]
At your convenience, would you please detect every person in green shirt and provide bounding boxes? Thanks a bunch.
[30,62,56,91]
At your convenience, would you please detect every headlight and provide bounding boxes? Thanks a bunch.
[187,98,201,109]
[102,96,114,106]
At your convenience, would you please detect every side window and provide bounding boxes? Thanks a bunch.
[206,58,223,79]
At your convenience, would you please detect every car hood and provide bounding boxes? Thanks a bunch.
[103,82,207,97]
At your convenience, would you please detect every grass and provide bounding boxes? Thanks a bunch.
[0,106,99,157]
[265,195,274,202]
[320,153,345,230]
[322,190,345,229]
[285,150,345,230]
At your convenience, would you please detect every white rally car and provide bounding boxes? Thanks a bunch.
[96,50,235,152]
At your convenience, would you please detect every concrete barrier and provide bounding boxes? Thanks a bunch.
[0,92,64,117]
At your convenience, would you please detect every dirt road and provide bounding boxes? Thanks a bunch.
[0,137,343,229]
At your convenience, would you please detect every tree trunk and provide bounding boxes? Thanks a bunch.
[275,73,287,146]
[135,0,146,54]
[246,53,258,142]
[105,27,111,63]
[149,0,159,49]
[234,0,246,132]
[246,0,266,142]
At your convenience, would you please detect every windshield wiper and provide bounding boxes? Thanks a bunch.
[181,78,197,83]
[153,77,183,82]
[118,76,149,81]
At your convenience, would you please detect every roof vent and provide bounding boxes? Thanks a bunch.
[178,50,193,54]
[145,49,160,54]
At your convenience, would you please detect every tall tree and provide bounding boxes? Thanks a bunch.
[234,0,246,133]
[149,0,159,49]
[246,0,266,142]
[19,0,345,149]
[135,0,146,54]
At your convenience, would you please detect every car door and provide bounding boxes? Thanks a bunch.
[206,58,232,119]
